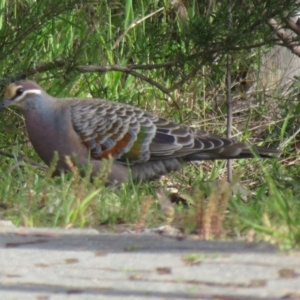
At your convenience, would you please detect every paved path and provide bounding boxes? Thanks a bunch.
[0,227,300,300]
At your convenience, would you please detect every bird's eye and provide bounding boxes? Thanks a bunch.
[16,88,24,96]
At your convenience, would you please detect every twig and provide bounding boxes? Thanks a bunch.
[76,61,178,72]
[283,17,300,36]
[268,18,300,57]
[113,7,165,49]
[7,162,26,173]
[0,149,48,172]
[127,69,171,95]
[79,64,171,94]
[0,59,66,86]
[77,63,175,96]
[77,63,183,121]
[168,67,200,92]
[226,0,233,182]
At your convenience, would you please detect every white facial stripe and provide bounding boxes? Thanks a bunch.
[14,89,42,102]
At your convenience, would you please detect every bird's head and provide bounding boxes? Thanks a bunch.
[0,81,45,111]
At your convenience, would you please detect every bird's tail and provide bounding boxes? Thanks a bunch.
[184,143,281,161]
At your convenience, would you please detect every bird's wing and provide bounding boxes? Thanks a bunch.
[70,99,158,163]
[69,98,238,164]
[148,121,235,159]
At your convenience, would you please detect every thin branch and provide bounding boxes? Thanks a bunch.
[127,69,171,95]
[283,17,300,36]
[168,67,200,92]
[0,59,66,86]
[0,149,48,172]
[268,18,300,57]
[76,61,178,72]
[226,0,233,182]
[77,62,183,120]
[126,70,182,121]
[78,63,171,94]
[113,7,165,49]
[226,53,232,182]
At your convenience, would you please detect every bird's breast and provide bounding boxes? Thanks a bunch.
[24,108,86,167]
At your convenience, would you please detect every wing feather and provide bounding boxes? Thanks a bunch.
[70,99,157,163]
[68,97,279,165]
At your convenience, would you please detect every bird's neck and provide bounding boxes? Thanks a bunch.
[24,99,62,133]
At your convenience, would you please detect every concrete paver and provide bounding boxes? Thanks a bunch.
[0,227,299,299]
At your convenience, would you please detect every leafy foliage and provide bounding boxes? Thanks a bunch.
[0,0,299,248]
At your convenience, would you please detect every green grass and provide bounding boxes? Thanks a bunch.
[0,158,158,229]
[1,146,299,250]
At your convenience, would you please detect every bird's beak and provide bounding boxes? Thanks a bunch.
[0,99,12,111]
